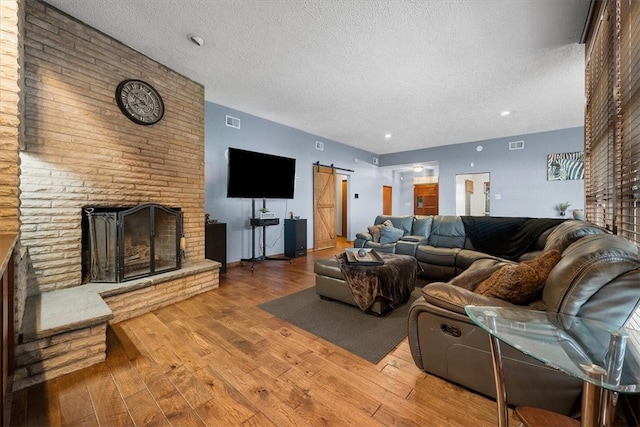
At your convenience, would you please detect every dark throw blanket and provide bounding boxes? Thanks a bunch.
[335,253,418,311]
[461,216,566,260]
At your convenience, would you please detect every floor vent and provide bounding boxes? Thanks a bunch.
[509,140,524,150]
[226,115,240,129]
[315,141,324,151]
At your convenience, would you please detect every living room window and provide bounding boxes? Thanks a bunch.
[585,0,640,245]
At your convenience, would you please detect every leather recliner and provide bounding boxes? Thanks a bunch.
[408,230,640,415]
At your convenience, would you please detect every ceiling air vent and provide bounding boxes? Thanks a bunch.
[315,141,324,151]
[509,140,524,150]
[225,115,240,129]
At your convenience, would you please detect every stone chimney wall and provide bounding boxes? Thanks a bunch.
[21,0,206,294]
[1,0,26,332]
[0,0,23,234]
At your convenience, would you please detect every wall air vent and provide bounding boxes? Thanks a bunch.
[372,157,379,165]
[225,115,240,129]
[315,141,324,151]
[509,140,524,150]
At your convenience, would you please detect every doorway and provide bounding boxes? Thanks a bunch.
[414,183,438,215]
[455,173,490,216]
[382,185,392,215]
[337,175,348,237]
[314,166,352,248]
[313,165,337,250]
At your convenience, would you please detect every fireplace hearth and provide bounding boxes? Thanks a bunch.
[82,203,182,283]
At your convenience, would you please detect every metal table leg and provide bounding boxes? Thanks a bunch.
[488,334,509,427]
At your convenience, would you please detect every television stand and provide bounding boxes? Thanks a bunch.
[241,199,291,272]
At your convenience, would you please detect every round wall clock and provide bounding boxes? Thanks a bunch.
[115,79,164,125]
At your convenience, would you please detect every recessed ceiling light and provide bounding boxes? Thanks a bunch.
[413,166,424,172]
[500,111,510,116]
[384,133,392,139]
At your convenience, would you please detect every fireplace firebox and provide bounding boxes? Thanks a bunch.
[82,203,182,283]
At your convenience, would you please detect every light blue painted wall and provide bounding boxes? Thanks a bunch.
[381,127,585,218]
[205,101,585,264]
[204,102,389,264]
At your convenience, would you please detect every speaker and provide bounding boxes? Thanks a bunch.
[285,218,307,258]
[205,222,226,273]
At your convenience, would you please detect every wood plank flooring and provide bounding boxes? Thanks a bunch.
[9,239,506,426]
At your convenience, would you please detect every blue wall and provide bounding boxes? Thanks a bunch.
[205,101,585,264]
[381,127,585,218]
[204,102,389,264]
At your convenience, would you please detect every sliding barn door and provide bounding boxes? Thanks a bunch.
[313,165,336,250]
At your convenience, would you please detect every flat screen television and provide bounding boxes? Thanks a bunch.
[227,147,296,199]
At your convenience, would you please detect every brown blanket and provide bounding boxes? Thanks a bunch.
[335,252,418,311]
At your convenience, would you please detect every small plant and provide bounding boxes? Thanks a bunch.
[555,201,571,216]
[259,207,269,213]
[204,213,217,224]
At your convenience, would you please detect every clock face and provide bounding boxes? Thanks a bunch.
[116,79,164,125]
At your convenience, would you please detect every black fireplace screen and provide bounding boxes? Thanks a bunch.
[83,203,182,283]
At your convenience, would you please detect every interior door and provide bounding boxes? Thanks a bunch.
[341,179,347,237]
[382,185,392,215]
[414,183,438,215]
[313,165,336,250]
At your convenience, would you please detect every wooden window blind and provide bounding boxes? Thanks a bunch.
[585,0,640,243]
[585,0,617,231]
[617,0,640,242]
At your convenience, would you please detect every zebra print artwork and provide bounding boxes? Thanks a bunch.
[547,151,584,181]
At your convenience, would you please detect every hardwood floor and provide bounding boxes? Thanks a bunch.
[9,239,505,426]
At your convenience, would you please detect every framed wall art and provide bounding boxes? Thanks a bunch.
[547,151,584,181]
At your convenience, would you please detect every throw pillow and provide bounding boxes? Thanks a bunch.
[368,225,382,243]
[368,220,395,243]
[449,262,504,291]
[474,250,561,305]
[413,216,434,239]
[379,225,404,244]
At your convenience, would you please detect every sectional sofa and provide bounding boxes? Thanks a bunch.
[354,215,640,414]
[355,214,569,280]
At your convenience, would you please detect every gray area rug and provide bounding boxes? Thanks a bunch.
[258,286,422,364]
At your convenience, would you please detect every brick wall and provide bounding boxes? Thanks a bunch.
[21,0,206,293]
[0,0,23,234]
[1,0,26,333]
[14,323,107,391]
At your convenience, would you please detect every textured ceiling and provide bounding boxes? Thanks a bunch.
[43,0,591,155]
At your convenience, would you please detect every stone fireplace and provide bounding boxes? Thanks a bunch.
[10,0,222,391]
[82,203,182,283]
[17,0,209,295]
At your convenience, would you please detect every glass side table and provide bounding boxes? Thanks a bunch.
[465,305,640,427]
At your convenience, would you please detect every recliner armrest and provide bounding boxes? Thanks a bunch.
[422,282,515,315]
[355,232,372,241]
